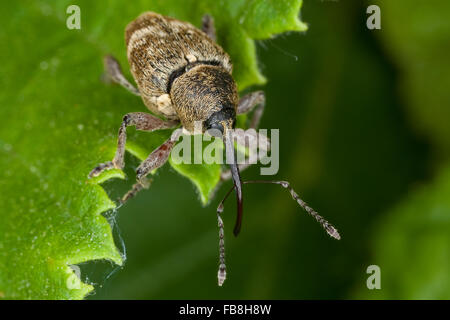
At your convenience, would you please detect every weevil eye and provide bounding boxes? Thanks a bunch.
[204,106,236,136]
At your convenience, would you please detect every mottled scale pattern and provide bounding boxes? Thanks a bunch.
[125,12,232,119]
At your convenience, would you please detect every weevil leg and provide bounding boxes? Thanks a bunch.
[103,55,141,96]
[121,176,152,204]
[237,90,265,129]
[88,112,179,178]
[121,129,182,202]
[202,14,216,42]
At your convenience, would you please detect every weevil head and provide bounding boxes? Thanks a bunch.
[170,64,238,134]
[203,106,235,136]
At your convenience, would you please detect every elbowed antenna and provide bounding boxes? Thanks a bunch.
[217,180,341,240]
[223,127,243,236]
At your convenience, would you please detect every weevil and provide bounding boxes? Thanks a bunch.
[89,12,340,286]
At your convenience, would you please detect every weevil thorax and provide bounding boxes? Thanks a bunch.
[170,64,239,134]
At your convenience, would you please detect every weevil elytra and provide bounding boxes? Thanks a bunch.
[89,12,340,286]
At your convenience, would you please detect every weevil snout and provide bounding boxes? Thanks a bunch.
[222,124,244,236]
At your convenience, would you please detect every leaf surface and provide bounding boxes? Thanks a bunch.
[0,0,306,299]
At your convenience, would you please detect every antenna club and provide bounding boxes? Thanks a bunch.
[327,226,341,240]
[218,266,226,286]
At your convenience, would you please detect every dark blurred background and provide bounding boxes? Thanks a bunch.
[81,0,450,299]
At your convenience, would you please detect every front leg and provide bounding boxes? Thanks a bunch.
[89,112,178,178]
[237,90,265,129]
[121,129,182,202]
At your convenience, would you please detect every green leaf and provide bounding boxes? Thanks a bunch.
[374,0,450,153]
[0,0,305,299]
[168,134,223,205]
[238,0,308,39]
[355,166,450,299]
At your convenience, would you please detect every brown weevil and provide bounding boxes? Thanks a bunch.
[89,12,340,286]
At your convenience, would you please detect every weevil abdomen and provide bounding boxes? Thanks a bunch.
[125,12,232,121]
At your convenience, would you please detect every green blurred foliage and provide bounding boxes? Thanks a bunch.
[358,166,450,299]
[374,0,450,155]
[355,0,450,299]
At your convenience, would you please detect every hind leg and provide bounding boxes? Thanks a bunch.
[103,55,140,96]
